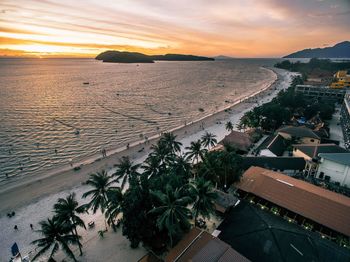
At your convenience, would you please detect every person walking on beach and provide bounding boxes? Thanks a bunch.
[30,224,33,230]
[14,225,18,230]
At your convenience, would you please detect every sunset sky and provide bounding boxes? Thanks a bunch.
[0,0,349,58]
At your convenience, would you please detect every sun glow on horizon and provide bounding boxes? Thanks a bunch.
[0,0,349,58]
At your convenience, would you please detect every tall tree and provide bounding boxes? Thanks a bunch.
[225,121,234,132]
[190,178,217,224]
[82,170,117,230]
[160,132,182,155]
[105,188,123,230]
[198,148,243,190]
[142,155,161,180]
[201,132,217,149]
[113,156,140,189]
[149,185,192,247]
[185,140,207,164]
[53,193,86,256]
[31,217,80,262]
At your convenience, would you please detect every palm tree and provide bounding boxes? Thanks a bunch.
[225,121,234,132]
[82,170,117,230]
[201,132,217,149]
[105,188,123,230]
[149,185,192,247]
[53,193,86,256]
[189,178,217,224]
[149,142,173,169]
[185,140,207,164]
[160,132,182,154]
[142,155,161,179]
[113,156,140,189]
[31,217,80,262]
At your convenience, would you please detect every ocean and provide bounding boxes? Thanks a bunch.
[0,58,278,183]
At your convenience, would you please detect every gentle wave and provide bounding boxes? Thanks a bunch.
[0,58,277,183]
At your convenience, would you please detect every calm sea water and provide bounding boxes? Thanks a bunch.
[0,58,277,183]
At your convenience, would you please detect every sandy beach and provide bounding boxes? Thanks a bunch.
[0,67,296,261]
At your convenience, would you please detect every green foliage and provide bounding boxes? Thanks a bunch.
[149,184,192,247]
[189,177,217,222]
[198,147,243,189]
[201,131,217,149]
[185,140,207,164]
[121,174,158,248]
[237,74,335,131]
[31,217,80,262]
[225,121,234,132]
[53,193,85,255]
[275,58,350,75]
[113,156,140,189]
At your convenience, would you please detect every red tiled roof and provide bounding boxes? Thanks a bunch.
[166,228,249,262]
[236,166,350,236]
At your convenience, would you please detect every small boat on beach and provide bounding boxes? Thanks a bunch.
[83,82,89,85]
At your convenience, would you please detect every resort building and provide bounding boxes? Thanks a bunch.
[330,70,350,89]
[295,85,345,102]
[292,143,349,177]
[165,228,249,262]
[293,143,348,161]
[217,201,350,262]
[214,189,240,214]
[317,153,350,187]
[242,156,305,175]
[234,167,350,239]
[277,126,321,144]
[340,91,350,149]
[219,130,254,154]
[257,134,286,157]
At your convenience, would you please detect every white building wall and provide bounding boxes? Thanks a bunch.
[317,159,350,187]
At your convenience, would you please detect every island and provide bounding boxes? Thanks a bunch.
[95,51,214,63]
[284,41,350,58]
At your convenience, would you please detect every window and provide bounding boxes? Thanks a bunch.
[310,139,314,142]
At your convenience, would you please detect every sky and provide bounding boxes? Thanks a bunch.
[0,0,349,58]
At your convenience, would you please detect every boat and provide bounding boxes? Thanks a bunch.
[83,82,89,85]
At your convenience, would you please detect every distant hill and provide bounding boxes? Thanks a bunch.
[96,51,214,63]
[150,54,214,61]
[95,51,154,63]
[213,55,234,60]
[284,41,350,58]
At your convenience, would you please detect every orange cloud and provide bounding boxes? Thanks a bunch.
[0,0,349,58]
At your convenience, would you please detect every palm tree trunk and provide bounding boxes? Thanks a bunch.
[194,208,199,226]
[73,226,83,256]
[169,233,173,248]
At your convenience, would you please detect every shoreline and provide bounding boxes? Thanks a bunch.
[0,67,280,214]
[0,67,296,261]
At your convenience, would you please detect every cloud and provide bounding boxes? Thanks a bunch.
[0,0,349,57]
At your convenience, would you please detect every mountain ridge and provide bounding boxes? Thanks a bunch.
[284,41,350,58]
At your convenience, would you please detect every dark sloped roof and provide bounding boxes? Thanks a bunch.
[258,134,286,156]
[242,157,306,171]
[218,201,350,262]
[220,131,253,152]
[214,189,239,213]
[166,228,249,262]
[277,126,320,139]
[294,143,348,158]
[236,167,350,236]
[319,153,350,166]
